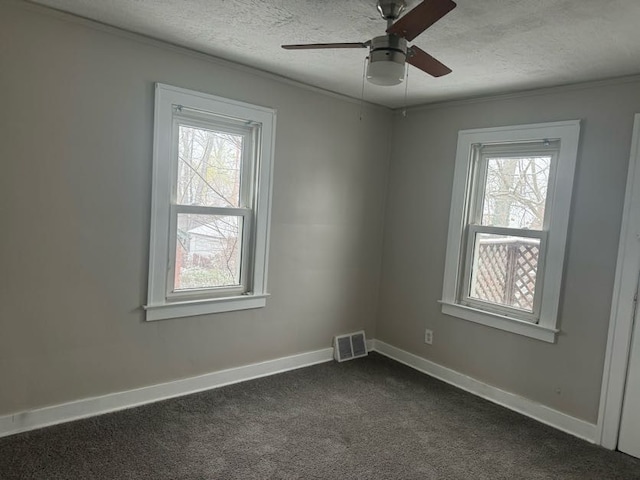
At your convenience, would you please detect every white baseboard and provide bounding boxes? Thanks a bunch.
[366,338,374,352]
[0,347,334,439]
[370,340,598,443]
[0,338,597,444]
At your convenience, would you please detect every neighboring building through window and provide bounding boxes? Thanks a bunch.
[441,121,580,342]
[145,84,276,321]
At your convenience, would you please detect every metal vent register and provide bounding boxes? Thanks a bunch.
[334,331,368,362]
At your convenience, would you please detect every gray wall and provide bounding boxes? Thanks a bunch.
[0,2,392,415]
[3,0,637,426]
[377,80,640,423]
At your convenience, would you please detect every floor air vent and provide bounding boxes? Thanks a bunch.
[334,331,368,362]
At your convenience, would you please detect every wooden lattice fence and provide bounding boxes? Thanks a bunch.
[471,237,539,311]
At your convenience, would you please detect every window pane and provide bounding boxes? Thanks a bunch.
[469,233,540,313]
[174,214,243,290]
[481,156,551,230]
[177,125,243,208]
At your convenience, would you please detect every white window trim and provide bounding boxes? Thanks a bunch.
[440,120,581,343]
[144,83,276,321]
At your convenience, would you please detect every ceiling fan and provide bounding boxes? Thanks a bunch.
[282,0,457,86]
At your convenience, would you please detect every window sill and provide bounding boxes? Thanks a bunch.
[144,294,269,321]
[439,301,558,343]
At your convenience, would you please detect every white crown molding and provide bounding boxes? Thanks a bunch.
[370,340,598,443]
[396,74,640,114]
[17,1,640,114]
[15,0,390,112]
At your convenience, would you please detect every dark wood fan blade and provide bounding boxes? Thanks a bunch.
[387,0,456,41]
[282,43,368,50]
[407,46,452,77]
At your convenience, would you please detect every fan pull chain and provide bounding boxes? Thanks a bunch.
[359,56,368,121]
[402,63,409,117]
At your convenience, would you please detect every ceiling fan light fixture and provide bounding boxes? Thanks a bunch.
[366,35,407,86]
[366,58,405,86]
[281,0,456,85]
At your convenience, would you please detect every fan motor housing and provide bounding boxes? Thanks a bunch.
[369,35,407,66]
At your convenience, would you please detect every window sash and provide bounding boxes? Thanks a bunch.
[167,111,257,300]
[166,205,253,300]
[461,225,547,322]
[172,115,256,210]
[469,143,559,231]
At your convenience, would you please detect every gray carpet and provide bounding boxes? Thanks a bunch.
[1,353,639,479]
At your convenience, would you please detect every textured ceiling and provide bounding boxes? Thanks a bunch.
[30,0,640,108]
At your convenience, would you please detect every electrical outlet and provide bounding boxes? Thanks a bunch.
[424,329,433,345]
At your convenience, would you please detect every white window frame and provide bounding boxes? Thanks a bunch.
[144,84,276,321]
[440,120,581,343]
[460,141,559,322]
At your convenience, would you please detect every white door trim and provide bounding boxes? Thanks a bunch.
[597,113,640,449]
